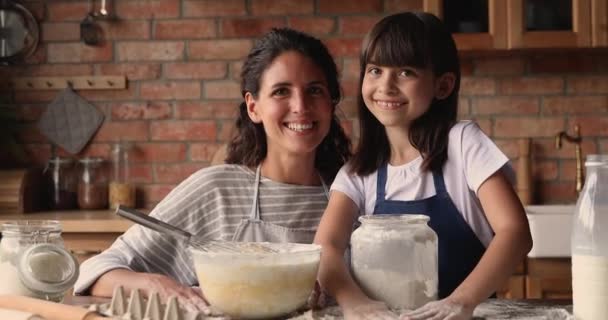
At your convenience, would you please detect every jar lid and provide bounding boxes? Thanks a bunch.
[18,243,79,295]
[359,214,430,225]
[1,220,61,236]
[79,157,104,164]
[48,156,74,164]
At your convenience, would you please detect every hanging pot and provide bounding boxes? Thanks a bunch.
[0,0,39,64]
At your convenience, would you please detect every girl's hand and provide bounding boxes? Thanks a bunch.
[399,298,473,320]
[143,274,211,313]
[343,300,400,320]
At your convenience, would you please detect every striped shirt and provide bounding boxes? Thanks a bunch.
[74,164,329,295]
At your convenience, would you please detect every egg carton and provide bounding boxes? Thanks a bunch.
[87,286,229,320]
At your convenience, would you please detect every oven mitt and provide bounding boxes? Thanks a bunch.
[38,87,104,154]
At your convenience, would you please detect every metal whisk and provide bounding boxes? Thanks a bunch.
[115,205,277,253]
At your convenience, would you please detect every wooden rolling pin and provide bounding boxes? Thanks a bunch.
[0,295,106,320]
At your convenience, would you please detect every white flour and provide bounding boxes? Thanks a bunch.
[0,261,31,296]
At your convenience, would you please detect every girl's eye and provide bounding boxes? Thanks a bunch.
[400,69,416,77]
[272,88,289,96]
[367,67,381,75]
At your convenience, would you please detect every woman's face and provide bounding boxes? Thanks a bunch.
[246,51,333,159]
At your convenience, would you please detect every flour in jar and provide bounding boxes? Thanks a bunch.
[572,254,608,320]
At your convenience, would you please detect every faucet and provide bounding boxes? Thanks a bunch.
[555,124,583,194]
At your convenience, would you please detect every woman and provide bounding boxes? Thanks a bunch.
[74,27,351,311]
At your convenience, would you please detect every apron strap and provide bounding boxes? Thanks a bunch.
[249,165,262,221]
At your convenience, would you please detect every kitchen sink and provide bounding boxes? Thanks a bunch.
[525,204,576,258]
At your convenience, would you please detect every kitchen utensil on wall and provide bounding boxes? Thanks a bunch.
[37,86,104,155]
[0,0,39,64]
[80,0,101,46]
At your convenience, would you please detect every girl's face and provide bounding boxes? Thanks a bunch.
[246,51,333,159]
[361,63,438,129]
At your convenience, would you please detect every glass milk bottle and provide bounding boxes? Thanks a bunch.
[572,155,608,320]
[0,220,79,302]
[350,214,438,310]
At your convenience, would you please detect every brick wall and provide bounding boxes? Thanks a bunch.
[2,0,608,207]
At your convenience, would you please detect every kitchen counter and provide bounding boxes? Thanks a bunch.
[64,296,573,319]
[0,209,134,233]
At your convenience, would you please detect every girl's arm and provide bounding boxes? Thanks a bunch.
[314,191,375,309]
[449,169,533,308]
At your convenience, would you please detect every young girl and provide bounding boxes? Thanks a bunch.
[74,28,351,311]
[314,12,532,320]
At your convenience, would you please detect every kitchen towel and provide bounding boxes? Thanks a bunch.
[38,87,104,154]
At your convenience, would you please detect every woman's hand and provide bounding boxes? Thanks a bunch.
[400,298,473,320]
[142,273,210,313]
[343,300,400,320]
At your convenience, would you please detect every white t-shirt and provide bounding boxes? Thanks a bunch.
[331,120,512,247]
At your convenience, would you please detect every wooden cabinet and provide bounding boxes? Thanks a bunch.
[424,0,607,50]
[497,260,526,299]
[526,258,572,299]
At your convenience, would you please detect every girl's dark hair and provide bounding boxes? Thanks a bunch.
[351,12,460,175]
[225,27,351,183]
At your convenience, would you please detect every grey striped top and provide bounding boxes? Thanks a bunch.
[74,164,329,295]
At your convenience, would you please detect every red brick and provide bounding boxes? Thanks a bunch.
[542,96,608,115]
[528,55,595,74]
[537,182,578,203]
[78,86,138,102]
[140,82,201,100]
[325,38,363,58]
[319,0,382,14]
[155,163,206,183]
[14,105,46,122]
[9,65,93,77]
[183,0,246,17]
[24,45,47,65]
[220,18,286,38]
[47,43,113,63]
[341,79,358,98]
[472,97,539,115]
[475,58,525,76]
[533,139,597,159]
[47,2,90,21]
[115,0,179,19]
[499,77,564,95]
[460,77,497,95]
[600,140,608,154]
[230,61,243,80]
[190,143,222,161]
[110,102,172,120]
[385,0,424,12]
[140,184,176,205]
[252,0,313,15]
[14,91,56,103]
[155,20,217,39]
[340,16,381,35]
[129,164,154,183]
[150,121,217,141]
[189,40,252,60]
[98,63,161,80]
[117,42,184,61]
[93,121,149,142]
[534,160,558,181]
[567,76,608,94]
[130,143,187,162]
[164,62,227,80]
[494,118,565,138]
[494,139,519,159]
[20,144,52,166]
[78,143,111,159]
[98,20,151,40]
[21,1,45,20]
[567,117,608,137]
[217,121,237,141]
[41,23,80,41]
[342,58,360,80]
[460,59,474,76]
[174,101,239,119]
[16,125,46,143]
[458,97,471,116]
[288,17,336,36]
[204,81,241,99]
[560,160,579,183]
[470,118,492,136]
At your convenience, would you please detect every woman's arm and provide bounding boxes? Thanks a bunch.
[449,170,533,308]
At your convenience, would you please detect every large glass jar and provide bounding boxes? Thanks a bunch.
[109,142,135,209]
[78,157,108,209]
[44,157,78,210]
[571,154,608,320]
[351,214,438,310]
[0,221,79,302]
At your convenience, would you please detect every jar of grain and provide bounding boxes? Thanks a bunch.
[109,142,135,209]
[77,157,108,209]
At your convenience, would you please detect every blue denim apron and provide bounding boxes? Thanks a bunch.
[373,164,487,298]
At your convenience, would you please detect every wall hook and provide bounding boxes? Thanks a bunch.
[87,80,94,86]
[46,81,53,87]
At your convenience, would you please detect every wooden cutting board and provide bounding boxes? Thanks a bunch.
[0,168,46,214]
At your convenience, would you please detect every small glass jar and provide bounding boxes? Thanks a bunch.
[109,142,135,209]
[78,157,108,209]
[0,221,79,302]
[44,157,78,210]
[350,214,438,310]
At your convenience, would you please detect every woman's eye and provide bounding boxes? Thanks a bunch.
[273,88,289,96]
[308,86,325,95]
